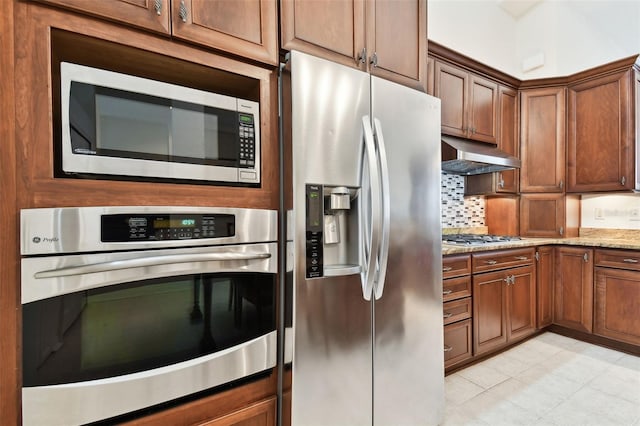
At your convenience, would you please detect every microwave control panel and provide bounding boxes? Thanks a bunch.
[101,214,235,242]
[238,113,255,168]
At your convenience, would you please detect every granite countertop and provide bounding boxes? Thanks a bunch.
[442,228,640,255]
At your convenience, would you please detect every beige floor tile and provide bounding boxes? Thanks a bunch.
[445,374,486,406]
[457,362,510,390]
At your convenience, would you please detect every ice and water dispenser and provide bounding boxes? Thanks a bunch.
[305,184,361,279]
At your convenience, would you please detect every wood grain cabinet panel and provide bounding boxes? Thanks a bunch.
[33,0,278,65]
[435,60,497,143]
[443,297,472,325]
[520,193,580,238]
[442,253,472,279]
[536,246,554,329]
[281,0,426,91]
[473,269,508,355]
[594,267,640,346]
[554,247,594,333]
[506,265,536,341]
[199,397,276,426]
[444,319,473,369]
[520,87,566,192]
[496,85,519,193]
[567,69,635,192]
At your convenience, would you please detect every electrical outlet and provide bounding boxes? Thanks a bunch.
[630,208,640,221]
[594,208,604,220]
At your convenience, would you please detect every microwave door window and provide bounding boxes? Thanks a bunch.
[95,92,171,158]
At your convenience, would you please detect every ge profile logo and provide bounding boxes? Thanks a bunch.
[32,237,41,244]
[32,236,58,244]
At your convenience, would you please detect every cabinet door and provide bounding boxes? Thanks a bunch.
[33,0,171,33]
[172,0,278,65]
[520,193,580,238]
[366,0,426,91]
[444,319,472,370]
[567,69,634,192]
[200,397,276,426]
[594,267,640,346]
[496,86,519,193]
[473,270,507,355]
[280,0,366,70]
[506,265,536,341]
[435,61,468,138]
[468,74,498,144]
[520,87,566,192]
[554,247,594,333]
[536,246,554,329]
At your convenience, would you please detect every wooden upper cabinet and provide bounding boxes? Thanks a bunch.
[567,68,635,192]
[520,87,566,192]
[434,60,498,143]
[172,0,278,65]
[280,0,426,91]
[496,85,519,193]
[520,193,579,238]
[33,0,171,34]
[32,0,279,65]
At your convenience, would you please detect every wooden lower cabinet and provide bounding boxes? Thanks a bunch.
[594,266,640,346]
[444,319,472,369]
[536,246,554,328]
[199,397,276,426]
[474,265,535,355]
[554,247,594,333]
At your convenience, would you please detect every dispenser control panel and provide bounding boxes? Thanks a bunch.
[305,184,323,278]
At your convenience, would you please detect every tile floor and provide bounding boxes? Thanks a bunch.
[444,332,640,426]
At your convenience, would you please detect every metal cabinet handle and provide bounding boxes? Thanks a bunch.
[583,253,589,262]
[498,174,505,188]
[444,345,453,352]
[443,289,453,295]
[485,260,497,265]
[504,275,515,285]
[559,180,564,190]
[179,0,188,22]
[357,47,367,65]
[370,52,378,68]
[535,252,540,261]
[514,256,528,261]
[559,226,564,236]
[154,0,162,15]
[442,266,453,272]
[621,176,626,186]
[443,312,453,319]
[623,258,638,263]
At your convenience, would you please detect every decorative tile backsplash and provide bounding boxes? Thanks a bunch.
[441,173,485,228]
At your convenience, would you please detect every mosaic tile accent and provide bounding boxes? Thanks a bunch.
[441,173,485,228]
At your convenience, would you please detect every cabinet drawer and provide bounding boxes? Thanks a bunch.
[443,276,472,302]
[443,254,471,278]
[472,248,535,273]
[595,249,640,271]
[443,297,472,325]
[444,319,472,368]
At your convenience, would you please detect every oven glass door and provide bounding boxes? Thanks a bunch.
[70,82,240,167]
[23,271,275,387]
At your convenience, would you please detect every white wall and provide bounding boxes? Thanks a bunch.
[582,194,640,230]
[428,0,640,79]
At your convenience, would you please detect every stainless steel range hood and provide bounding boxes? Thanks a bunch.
[441,135,521,175]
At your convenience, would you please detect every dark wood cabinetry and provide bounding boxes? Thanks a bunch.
[496,85,519,193]
[554,247,594,333]
[536,246,554,329]
[472,248,536,356]
[567,67,636,192]
[33,0,279,65]
[281,0,427,91]
[520,194,579,238]
[434,60,498,143]
[443,254,473,370]
[594,249,640,346]
[520,87,566,193]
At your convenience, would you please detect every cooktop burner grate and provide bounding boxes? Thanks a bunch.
[442,234,522,245]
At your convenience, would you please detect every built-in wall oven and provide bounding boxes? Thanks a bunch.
[20,206,277,426]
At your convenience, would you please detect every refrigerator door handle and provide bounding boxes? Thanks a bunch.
[361,115,382,301]
[372,118,390,300]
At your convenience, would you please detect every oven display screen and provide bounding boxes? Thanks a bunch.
[101,213,235,242]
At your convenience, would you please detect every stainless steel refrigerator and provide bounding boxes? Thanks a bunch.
[280,50,444,426]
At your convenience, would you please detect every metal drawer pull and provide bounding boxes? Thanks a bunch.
[623,258,639,263]
[443,312,453,318]
[514,256,528,261]
[443,289,453,295]
[444,345,453,352]
[443,266,453,272]
[485,260,497,265]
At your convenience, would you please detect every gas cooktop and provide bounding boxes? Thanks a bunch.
[442,234,522,246]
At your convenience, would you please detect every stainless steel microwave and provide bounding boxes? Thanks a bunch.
[60,62,260,185]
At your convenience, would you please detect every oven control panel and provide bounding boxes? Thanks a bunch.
[101,214,235,242]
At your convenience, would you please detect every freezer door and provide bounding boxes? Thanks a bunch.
[371,76,444,426]
[288,51,373,426]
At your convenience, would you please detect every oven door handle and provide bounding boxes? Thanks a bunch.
[33,251,272,279]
